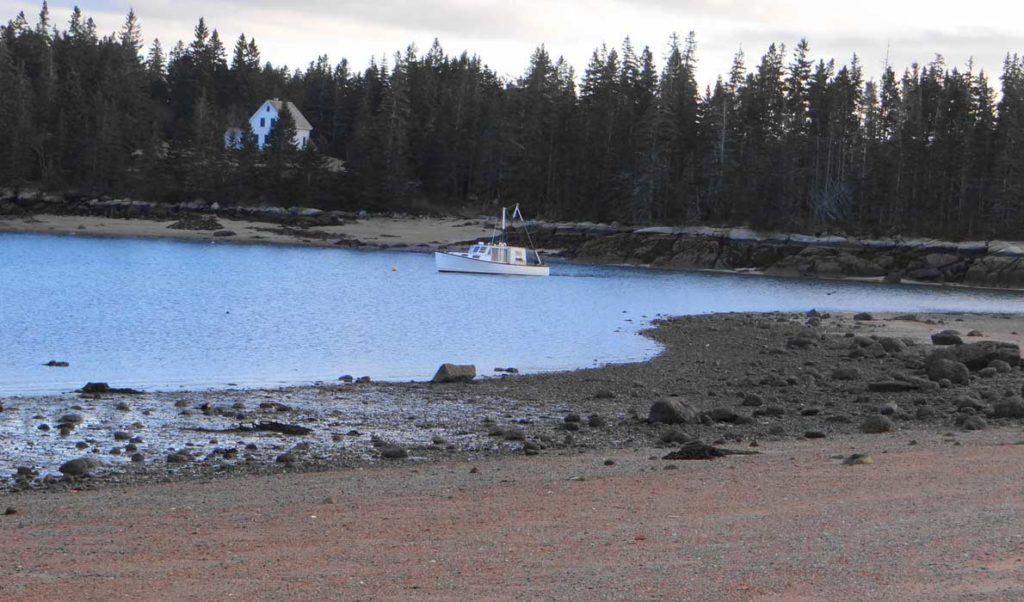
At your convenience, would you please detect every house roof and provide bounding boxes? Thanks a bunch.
[266,99,313,131]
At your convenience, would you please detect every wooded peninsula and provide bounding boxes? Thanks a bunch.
[2,3,1023,239]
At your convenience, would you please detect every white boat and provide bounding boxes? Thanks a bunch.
[435,205,550,276]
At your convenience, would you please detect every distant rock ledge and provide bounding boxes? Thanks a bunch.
[522,223,1024,289]
[2,189,1022,288]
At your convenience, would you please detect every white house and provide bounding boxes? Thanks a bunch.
[224,99,313,150]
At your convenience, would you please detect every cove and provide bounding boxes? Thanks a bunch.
[1,232,1021,395]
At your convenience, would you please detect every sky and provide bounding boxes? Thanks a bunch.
[4,0,1023,87]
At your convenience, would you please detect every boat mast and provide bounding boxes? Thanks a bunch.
[501,206,507,244]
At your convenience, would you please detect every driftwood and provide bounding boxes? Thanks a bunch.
[662,439,760,460]
[186,421,313,436]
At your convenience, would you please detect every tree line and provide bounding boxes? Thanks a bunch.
[2,3,1024,238]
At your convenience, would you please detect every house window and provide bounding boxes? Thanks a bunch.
[266,106,271,112]
[260,118,265,127]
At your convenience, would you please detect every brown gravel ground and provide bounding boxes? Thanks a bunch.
[2,430,1023,601]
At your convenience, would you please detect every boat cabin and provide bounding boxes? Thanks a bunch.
[466,243,542,266]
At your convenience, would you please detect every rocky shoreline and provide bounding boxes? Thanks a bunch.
[529,224,1024,289]
[3,190,1023,289]
[3,311,1023,494]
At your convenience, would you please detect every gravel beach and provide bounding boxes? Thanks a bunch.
[3,311,1024,599]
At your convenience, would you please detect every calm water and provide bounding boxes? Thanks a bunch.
[1,232,1022,395]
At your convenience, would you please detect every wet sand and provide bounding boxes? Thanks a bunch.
[0,214,494,249]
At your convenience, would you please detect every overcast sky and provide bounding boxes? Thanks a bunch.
[4,1,1023,87]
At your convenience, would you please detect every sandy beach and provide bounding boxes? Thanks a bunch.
[0,213,495,250]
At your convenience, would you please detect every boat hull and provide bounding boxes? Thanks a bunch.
[434,252,550,276]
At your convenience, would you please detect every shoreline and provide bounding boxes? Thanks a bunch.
[3,311,1024,597]
[4,213,1024,294]
[3,310,1023,492]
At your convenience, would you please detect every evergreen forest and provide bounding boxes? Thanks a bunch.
[3,3,1024,238]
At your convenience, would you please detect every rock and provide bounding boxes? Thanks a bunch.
[275,453,296,464]
[503,428,526,441]
[967,330,984,337]
[57,413,84,426]
[587,414,606,428]
[831,367,861,381]
[58,457,99,477]
[79,382,144,395]
[879,402,898,415]
[960,416,988,431]
[915,406,937,419]
[81,382,110,394]
[431,363,476,383]
[648,397,698,425]
[787,336,817,349]
[926,359,970,385]
[931,330,964,346]
[955,341,1021,370]
[854,312,874,321]
[978,367,998,378]
[860,415,896,434]
[379,446,408,460]
[355,376,372,384]
[955,396,985,411]
[114,401,131,411]
[740,393,764,407]
[338,375,354,383]
[991,397,1024,419]
[878,337,907,353]
[804,430,827,439]
[843,454,874,465]
[659,426,693,444]
[852,335,876,348]
[113,431,132,441]
[167,215,222,231]
[563,413,581,423]
[603,459,615,466]
[704,407,740,423]
[989,359,1012,373]
[868,381,915,393]
[4,507,17,515]
[166,452,194,464]
[593,389,615,399]
[44,360,69,367]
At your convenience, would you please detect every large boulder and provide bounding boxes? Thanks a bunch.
[59,457,99,477]
[431,363,476,383]
[648,397,699,425]
[926,358,970,385]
